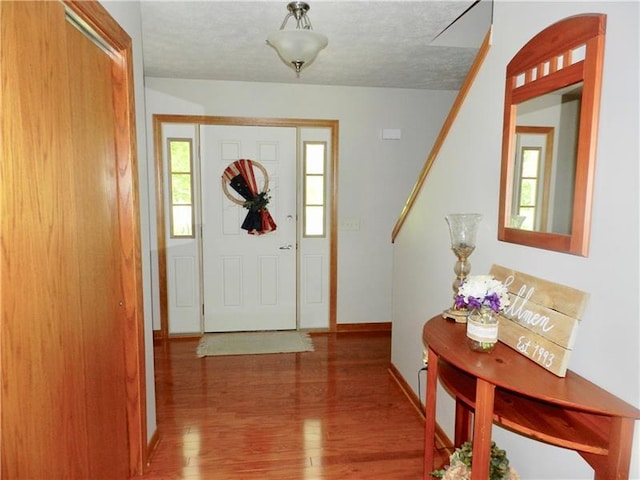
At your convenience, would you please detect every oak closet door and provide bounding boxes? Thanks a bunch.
[66,12,130,479]
[1,2,131,478]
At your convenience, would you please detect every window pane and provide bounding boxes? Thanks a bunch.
[170,141,191,172]
[306,144,325,174]
[521,148,540,177]
[305,206,324,236]
[168,138,194,238]
[519,179,537,206]
[518,207,535,231]
[172,205,193,236]
[305,176,324,205]
[172,173,192,204]
[303,142,326,238]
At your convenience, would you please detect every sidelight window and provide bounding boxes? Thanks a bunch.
[168,138,195,238]
[303,142,326,237]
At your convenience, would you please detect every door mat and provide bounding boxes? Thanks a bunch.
[196,331,314,358]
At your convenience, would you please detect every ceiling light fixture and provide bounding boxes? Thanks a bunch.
[267,1,328,77]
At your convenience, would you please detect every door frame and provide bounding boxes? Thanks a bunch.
[66,2,147,474]
[153,115,339,338]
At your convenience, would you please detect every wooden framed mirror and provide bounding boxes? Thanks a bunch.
[498,14,606,256]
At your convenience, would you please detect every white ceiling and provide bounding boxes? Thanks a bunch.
[139,0,493,90]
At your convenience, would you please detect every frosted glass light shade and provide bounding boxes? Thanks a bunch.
[267,29,328,71]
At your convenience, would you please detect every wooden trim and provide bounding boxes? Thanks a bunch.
[63,1,147,475]
[388,363,424,418]
[154,114,338,129]
[329,126,340,331]
[572,28,605,255]
[510,61,584,105]
[145,428,161,466]
[391,27,493,243]
[152,330,202,342]
[153,116,169,340]
[506,14,605,76]
[165,333,203,341]
[153,115,339,336]
[388,363,454,453]
[336,322,391,333]
[111,27,147,480]
[63,0,129,50]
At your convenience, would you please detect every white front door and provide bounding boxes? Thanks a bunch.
[200,125,297,332]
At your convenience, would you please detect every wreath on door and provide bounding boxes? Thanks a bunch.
[221,159,276,235]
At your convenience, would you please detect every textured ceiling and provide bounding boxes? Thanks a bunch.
[140,0,492,90]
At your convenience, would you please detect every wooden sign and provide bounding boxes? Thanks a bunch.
[490,264,589,377]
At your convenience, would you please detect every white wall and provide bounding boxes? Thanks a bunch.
[100,0,157,447]
[392,2,639,479]
[145,79,456,328]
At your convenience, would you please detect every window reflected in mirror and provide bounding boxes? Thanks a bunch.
[512,83,581,235]
[514,145,541,230]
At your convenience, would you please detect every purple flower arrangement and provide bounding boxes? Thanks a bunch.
[454,275,510,313]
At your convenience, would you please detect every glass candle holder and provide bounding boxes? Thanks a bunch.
[443,213,482,322]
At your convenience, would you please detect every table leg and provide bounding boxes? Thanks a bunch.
[470,378,495,480]
[423,349,439,480]
[454,400,471,447]
[601,416,634,480]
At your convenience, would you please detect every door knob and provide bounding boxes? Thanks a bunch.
[279,244,293,250]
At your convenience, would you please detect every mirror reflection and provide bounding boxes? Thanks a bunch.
[511,83,582,233]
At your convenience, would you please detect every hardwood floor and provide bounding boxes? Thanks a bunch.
[143,331,448,479]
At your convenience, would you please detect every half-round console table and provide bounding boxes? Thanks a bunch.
[422,315,640,480]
